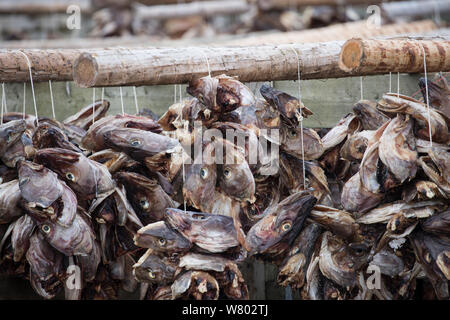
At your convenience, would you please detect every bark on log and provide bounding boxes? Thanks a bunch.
[73,38,450,88]
[339,39,450,76]
[0,0,91,14]
[133,0,251,20]
[382,0,450,20]
[224,20,438,46]
[0,50,82,83]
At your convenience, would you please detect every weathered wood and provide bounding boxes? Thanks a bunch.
[72,42,347,87]
[253,0,390,10]
[382,0,450,20]
[0,0,91,14]
[133,0,251,20]
[339,39,450,76]
[73,38,450,88]
[224,20,438,46]
[0,49,83,83]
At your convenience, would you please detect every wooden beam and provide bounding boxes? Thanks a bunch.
[0,49,82,83]
[133,0,251,21]
[339,39,450,75]
[253,0,389,10]
[0,0,91,14]
[73,39,450,88]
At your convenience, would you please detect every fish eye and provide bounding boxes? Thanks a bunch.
[200,168,208,179]
[280,221,292,232]
[130,139,141,147]
[192,213,206,220]
[425,252,432,263]
[66,172,75,181]
[288,129,297,137]
[223,167,232,179]
[147,269,156,279]
[6,131,13,142]
[41,224,51,234]
[158,238,166,246]
[139,199,149,209]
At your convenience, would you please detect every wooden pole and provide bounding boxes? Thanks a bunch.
[253,0,389,10]
[0,49,82,83]
[338,39,450,75]
[133,0,251,20]
[73,38,450,88]
[382,0,450,20]
[0,0,91,14]
[224,20,438,46]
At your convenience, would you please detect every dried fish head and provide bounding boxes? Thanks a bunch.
[353,100,390,130]
[133,249,176,284]
[63,99,110,131]
[134,221,191,253]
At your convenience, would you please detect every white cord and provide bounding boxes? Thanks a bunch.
[92,87,96,125]
[119,86,125,115]
[397,72,400,98]
[360,76,363,100]
[289,45,306,188]
[2,83,7,113]
[1,83,4,125]
[23,83,26,119]
[389,72,392,92]
[18,51,38,125]
[133,86,139,114]
[419,43,433,148]
[49,80,56,119]
[101,87,105,101]
[199,48,211,77]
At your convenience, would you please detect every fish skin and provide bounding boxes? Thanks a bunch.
[321,114,360,151]
[132,249,176,284]
[245,191,317,255]
[11,214,35,262]
[378,114,417,183]
[353,100,390,130]
[134,221,191,253]
[26,232,63,299]
[34,147,115,201]
[418,76,450,119]
[281,126,324,160]
[0,119,27,154]
[17,160,64,208]
[63,100,110,131]
[116,171,176,224]
[82,114,162,151]
[378,93,449,144]
[165,208,239,253]
[0,180,23,224]
[32,123,82,153]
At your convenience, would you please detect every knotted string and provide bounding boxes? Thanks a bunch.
[119,86,125,115]
[18,51,38,125]
[133,86,139,114]
[22,83,26,119]
[49,80,56,119]
[419,43,433,148]
[92,87,96,125]
[289,45,306,188]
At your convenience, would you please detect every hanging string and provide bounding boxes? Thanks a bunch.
[397,72,400,98]
[174,85,177,104]
[0,83,4,125]
[101,87,105,101]
[133,86,139,114]
[119,86,125,116]
[92,87,96,125]
[18,51,38,125]
[360,76,364,100]
[389,72,392,93]
[289,45,306,188]
[48,80,56,119]
[419,43,433,148]
[23,83,26,119]
[199,48,211,77]
[179,85,187,213]
[2,83,7,113]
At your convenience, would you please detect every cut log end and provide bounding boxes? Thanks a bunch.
[338,39,364,73]
[73,53,98,88]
